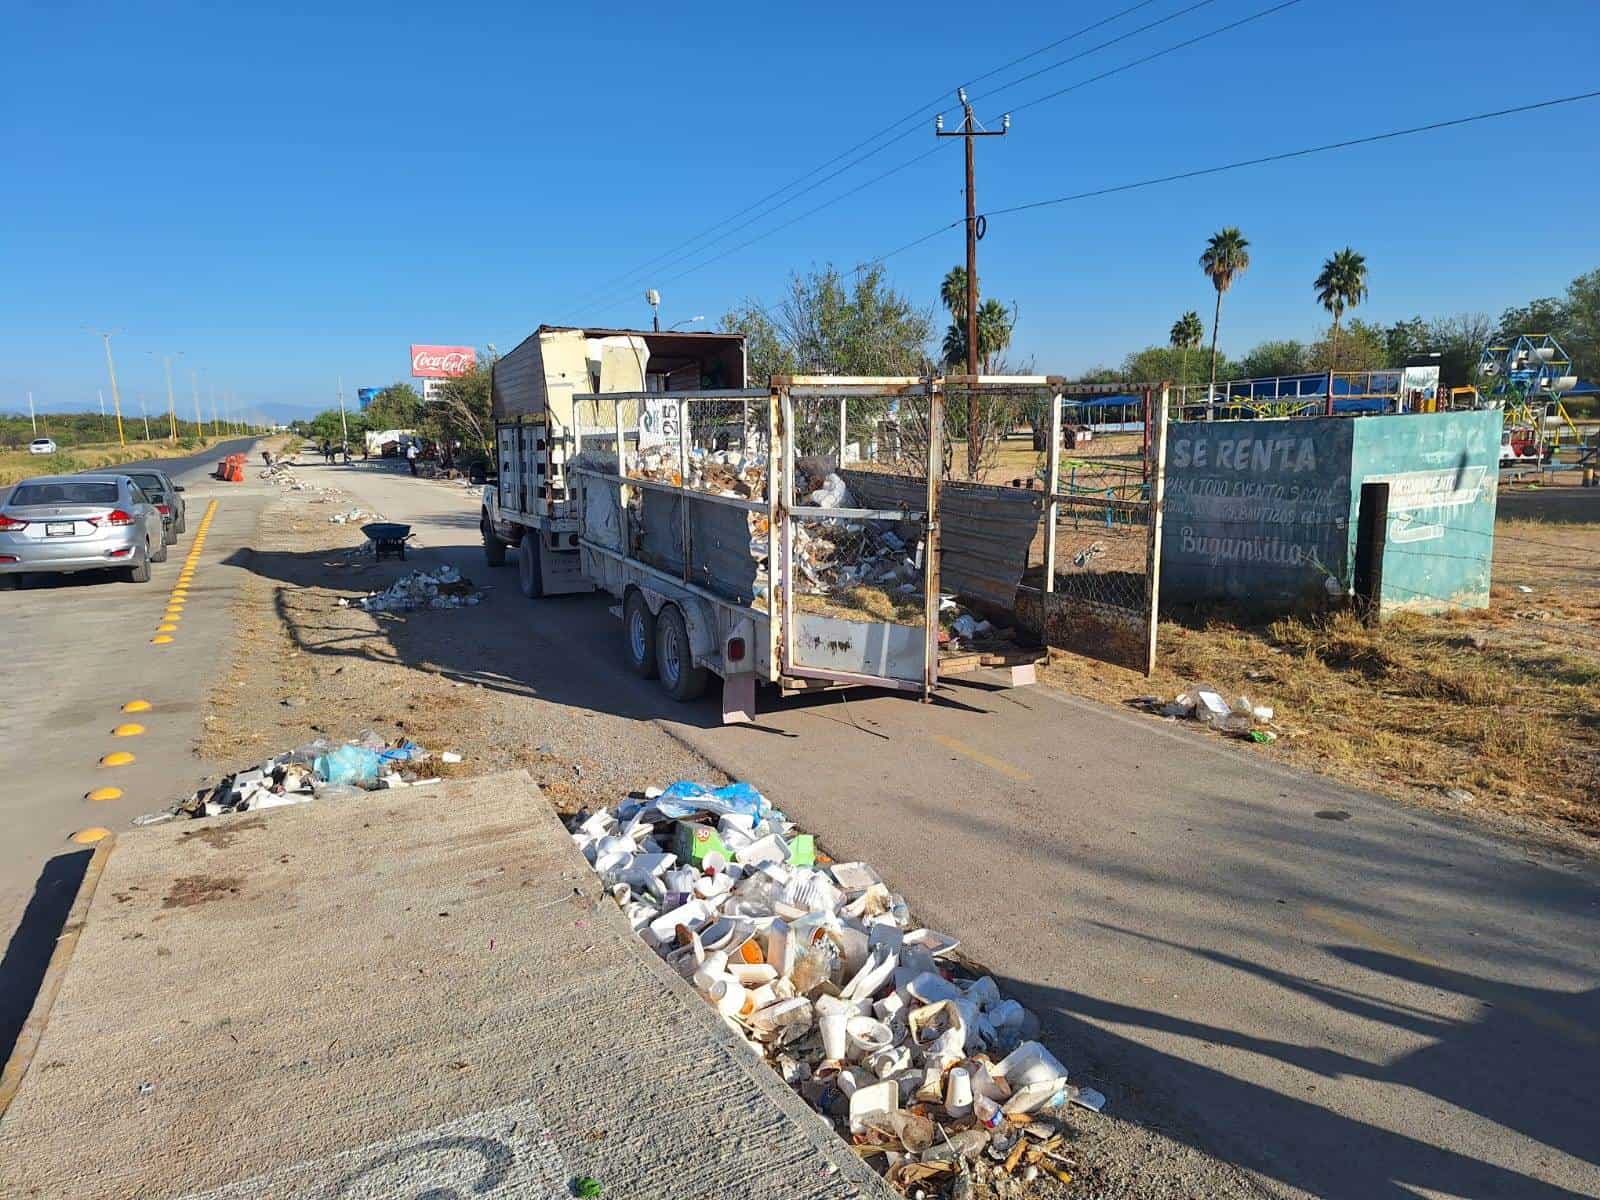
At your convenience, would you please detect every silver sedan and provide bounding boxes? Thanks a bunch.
[0,474,167,587]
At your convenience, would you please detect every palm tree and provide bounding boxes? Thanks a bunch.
[1170,310,1204,385]
[1314,247,1369,372]
[941,298,1015,372]
[1199,228,1250,386]
[940,266,969,324]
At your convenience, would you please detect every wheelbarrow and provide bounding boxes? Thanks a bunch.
[361,521,413,561]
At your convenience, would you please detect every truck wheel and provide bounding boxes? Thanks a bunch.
[127,544,152,583]
[152,534,169,563]
[517,537,544,598]
[655,605,708,702]
[482,515,507,567]
[623,591,658,678]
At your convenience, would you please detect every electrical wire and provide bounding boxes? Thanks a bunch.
[570,0,1264,321]
[564,0,1174,315]
[983,89,1600,218]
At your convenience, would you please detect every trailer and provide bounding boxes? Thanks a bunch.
[482,359,1044,722]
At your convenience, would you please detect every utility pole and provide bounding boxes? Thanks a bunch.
[190,369,203,436]
[99,389,108,437]
[27,391,36,436]
[337,375,349,448]
[936,90,1009,477]
[154,351,181,442]
[97,331,127,446]
[208,378,219,437]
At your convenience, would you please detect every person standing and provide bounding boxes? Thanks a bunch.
[406,440,420,476]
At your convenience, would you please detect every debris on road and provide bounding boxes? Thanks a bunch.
[1151,687,1280,742]
[329,507,375,525]
[338,564,483,612]
[570,780,1105,1199]
[134,733,443,824]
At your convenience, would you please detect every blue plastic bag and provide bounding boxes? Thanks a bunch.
[651,780,769,821]
[314,743,382,786]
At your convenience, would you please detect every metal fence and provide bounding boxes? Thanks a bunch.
[1017,384,1168,674]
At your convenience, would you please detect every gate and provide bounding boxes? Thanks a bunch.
[775,378,942,695]
[1018,383,1168,674]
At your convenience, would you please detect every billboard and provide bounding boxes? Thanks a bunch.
[357,387,380,411]
[410,344,476,379]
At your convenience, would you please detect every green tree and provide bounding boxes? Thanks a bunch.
[1308,318,1386,372]
[940,266,969,325]
[718,303,796,384]
[941,296,1016,373]
[1383,316,1430,365]
[1169,310,1204,386]
[364,382,422,431]
[423,364,493,459]
[1200,228,1251,386]
[1239,339,1308,378]
[1314,247,1370,371]
[1563,268,1600,380]
[765,264,931,376]
[1428,312,1496,388]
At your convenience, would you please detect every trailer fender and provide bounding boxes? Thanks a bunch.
[636,584,719,669]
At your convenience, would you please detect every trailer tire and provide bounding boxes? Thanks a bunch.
[517,536,543,598]
[655,604,708,702]
[623,591,658,678]
[482,514,508,567]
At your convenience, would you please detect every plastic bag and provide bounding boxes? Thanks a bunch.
[313,743,382,786]
[651,780,771,821]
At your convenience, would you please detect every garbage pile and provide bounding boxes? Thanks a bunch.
[571,781,1104,1197]
[1154,686,1277,744]
[134,733,442,825]
[329,507,375,525]
[338,564,482,612]
[260,460,309,491]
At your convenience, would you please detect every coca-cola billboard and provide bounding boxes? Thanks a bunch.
[409,344,476,379]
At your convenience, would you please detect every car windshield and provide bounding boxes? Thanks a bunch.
[127,474,168,494]
[9,481,121,506]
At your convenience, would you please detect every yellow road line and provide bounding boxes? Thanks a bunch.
[929,733,1032,783]
[1303,905,1596,1047]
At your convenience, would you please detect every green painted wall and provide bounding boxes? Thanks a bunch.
[1347,409,1500,614]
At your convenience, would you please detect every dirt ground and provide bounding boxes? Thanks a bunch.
[1044,474,1600,849]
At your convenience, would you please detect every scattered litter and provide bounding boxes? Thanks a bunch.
[329,507,375,525]
[1516,584,1534,593]
[133,732,440,823]
[1150,686,1280,743]
[570,780,1102,1198]
[441,751,463,764]
[339,565,482,612]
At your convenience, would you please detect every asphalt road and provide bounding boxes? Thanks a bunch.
[318,461,1600,1200]
[0,436,263,1066]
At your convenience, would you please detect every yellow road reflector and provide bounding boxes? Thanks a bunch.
[151,634,175,644]
[157,623,178,632]
[70,827,112,845]
[112,723,145,737]
[162,611,183,621]
[99,751,135,767]
[121,699,152,713]
[86,786,123,802]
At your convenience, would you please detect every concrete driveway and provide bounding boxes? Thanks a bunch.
[216,460,1600,1199]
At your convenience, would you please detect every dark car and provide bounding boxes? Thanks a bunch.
[122,468,187,545]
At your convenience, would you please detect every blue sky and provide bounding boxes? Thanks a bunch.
[4,0,1598,419]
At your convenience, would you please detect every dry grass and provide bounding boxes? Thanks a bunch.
[1042,495,1600,843]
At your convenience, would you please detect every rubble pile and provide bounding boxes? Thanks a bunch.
[338,564,482,612]
[329,507,374,525]
[134,733,444,825]
[571,781,1104,1197]
[1153,687,1278,744]
[260,460,310,491]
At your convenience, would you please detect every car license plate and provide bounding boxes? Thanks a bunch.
[46,522,74,537]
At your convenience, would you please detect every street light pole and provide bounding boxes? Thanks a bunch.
[208,377,218,437]
[27,391,36,436]
[137,392,152,441]
[337,375,349,448]
[99,389,108,437]
[97,331,126,447]
[156,351,181,442]
[190,368,203,437]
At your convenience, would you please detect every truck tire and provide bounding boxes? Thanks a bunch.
[655,604,708,702]
[127,543,152,583]
[482,514,507,567]
[517,536,544,598]
[623,591,657,678]
[152,533,169,562]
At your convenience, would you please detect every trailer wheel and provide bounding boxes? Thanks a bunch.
[623,591,658,679]
[655,604,708,702]
[482,514,507,567]
[517,536,543,598]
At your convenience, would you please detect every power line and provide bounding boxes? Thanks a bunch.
[983,89,1600,219]
[570,0,1252,320]
[565,0,1173,315]
[999,0,1306,117]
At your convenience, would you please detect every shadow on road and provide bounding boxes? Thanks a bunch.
[0,850,91,1071]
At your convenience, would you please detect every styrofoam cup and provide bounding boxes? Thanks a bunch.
[944,1066,974,1117]
[819,1010,850,1061]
